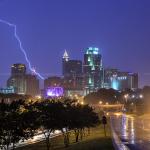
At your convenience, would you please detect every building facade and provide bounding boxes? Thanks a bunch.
[11,63,26,76]
[7,63,39,96]
[0,86,15,94]
[62,50,69,77]
[7,63,27,94]
[44,76,62,89]
[62,50,83,91]
[104,68,138,91]
[25,74,39,96]
[83,47,103,93]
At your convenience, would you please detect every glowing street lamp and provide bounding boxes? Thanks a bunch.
[124,94,128,99]
[139,94,143,99]
[124,94,129,103]
[132,95,135,99]
[106,102,109,105]
[81,101,84,105]
[99,101,103,105]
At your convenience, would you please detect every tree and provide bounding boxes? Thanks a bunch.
[0,100,38,150]
[35,100,64,150]
[55,99,74,147]
[84,88,120,104]
[0,98,100,149]
[68,103,99,142]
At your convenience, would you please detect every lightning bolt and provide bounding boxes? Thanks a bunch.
[0,19,44,80]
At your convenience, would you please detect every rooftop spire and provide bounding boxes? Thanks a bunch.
[63,50,69,61]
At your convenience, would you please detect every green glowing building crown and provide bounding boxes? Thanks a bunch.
[86,47,99,54]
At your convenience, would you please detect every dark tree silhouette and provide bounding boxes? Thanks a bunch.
[84,88,120,104]
[0,98,100,150]
[0,100,38,150]
[34,100,65,150]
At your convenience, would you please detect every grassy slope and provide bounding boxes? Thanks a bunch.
[17,124,114,150]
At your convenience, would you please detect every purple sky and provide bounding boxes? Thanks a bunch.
[0,0,150,88]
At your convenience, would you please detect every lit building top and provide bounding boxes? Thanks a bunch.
[63,50,69,61]
[11,63,26,76]
[11,64,26,69]
[86,47,99,55]
[83,47,102,91]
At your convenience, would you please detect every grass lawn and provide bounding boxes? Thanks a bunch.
[17,124,114,150]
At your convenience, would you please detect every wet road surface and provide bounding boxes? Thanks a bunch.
[111,113,150,150]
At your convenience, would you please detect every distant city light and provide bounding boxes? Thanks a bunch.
[139,94,143,99]
[111,78,119,90]
[124,94,129,99]
[81,101,84,105]
[46,87,64,97]
[99,101,103,104]
[36,95,41,99]
[86,47,99,54]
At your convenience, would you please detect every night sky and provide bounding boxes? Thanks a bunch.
[0,0,150,88]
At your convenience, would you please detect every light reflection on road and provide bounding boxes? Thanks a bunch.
[15,130,61,148]
[111,113,150,150]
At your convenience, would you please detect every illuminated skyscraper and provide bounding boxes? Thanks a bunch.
[7,63,40,96]
[104,68,138,90]
[11,63,26,76]
[64,60,83,91]
[7,63,26,94]
[62,50,83,96]
[62,50,69,77]
[104,68,119,89]
[64,60,82,77]
[83,47,103,93]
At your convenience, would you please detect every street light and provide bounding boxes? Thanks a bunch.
[131,102,134,106]
[124,94,128,99]
[106,102,109,105]
[124,94,129,103]
[132,95,135,99]
[99,101,103,105]
[139,94,143,99]
[81,101,84,105]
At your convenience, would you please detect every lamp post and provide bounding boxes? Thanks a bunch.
[124,94,129,103]
[106,102,109,105]
[139,94,143,99]
[99,101,103,105]
[99,101,103,111]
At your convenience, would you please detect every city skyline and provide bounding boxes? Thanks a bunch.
[0,1,149,150]
[4,48,138,96]
[0,47,141,89]
[0,0,150,87]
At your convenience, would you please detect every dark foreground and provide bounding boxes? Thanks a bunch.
[17,125,114,150]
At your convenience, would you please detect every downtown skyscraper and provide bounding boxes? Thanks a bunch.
[62,50,83,91]
[83,47,103,94]
[7,63,39,96]
[7,64,26,94]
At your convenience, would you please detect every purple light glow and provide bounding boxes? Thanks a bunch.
[46,87,64,97]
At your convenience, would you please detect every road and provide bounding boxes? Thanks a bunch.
[111,113,150,150]
[15,130,61,148]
